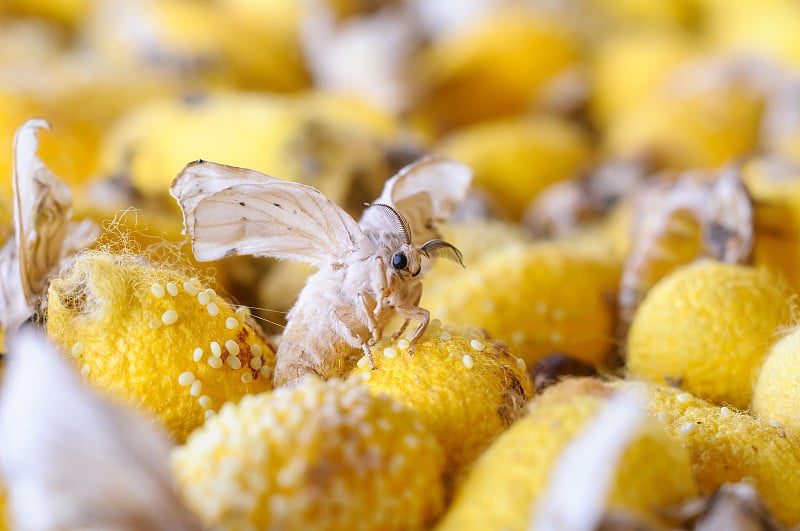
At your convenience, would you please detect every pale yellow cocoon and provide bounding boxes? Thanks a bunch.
[627,261,793,409]
[98,92,394,207]
[422,242,620,368]
[424,219,531,287]
[413,5,581,133]
[46,251,275,442]
[616,380,800,526]
[606,76,765,170]
[704,0,800,70]
[171,377,445,530]
[350,332,532,481]
[84,0,308,92]
[0,38,179,197]
[590,29,697,127]
[437,116,593,220]
[752,327,800,434]
[436,378,697,531]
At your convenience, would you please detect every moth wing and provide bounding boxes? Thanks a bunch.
[0,241,29,334]
[360,155,472,243]
[0,330,201,530]
[171,160,363,266]
[12,118,74,304]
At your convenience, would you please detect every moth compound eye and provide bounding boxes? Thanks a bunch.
[392,252,408,270]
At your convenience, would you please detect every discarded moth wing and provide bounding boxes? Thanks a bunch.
[661,483,786,531]
[301,1,421,113]
[171,157,471,387]
[0,119,98,335]
[524,161,645,238]
[617,167,753,342]
[0,329,201,531]
[530,392,649,531]
[13,118,72,304]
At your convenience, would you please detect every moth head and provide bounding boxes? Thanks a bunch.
[390,245,423,277]
[390,239,464,278]
[366,202,464,277]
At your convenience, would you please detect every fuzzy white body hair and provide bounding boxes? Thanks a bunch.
[171,156,471,387]
[277,230,425,384]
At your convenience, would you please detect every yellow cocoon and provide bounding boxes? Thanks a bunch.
[413,5,581,132]
[171,377,445,530]
[752,326,800,434]
[626,260,793,409]
[46,251,275,442]
[704,0,800,69]
[98,92,395,207]
[0,0,91,27]
[617,380,800,526]
[589,30,697,127]
[586,0,698,31]
[437,116,593,220]
[0,487,7,531]
[606,73,765,170]
[349,330,532,481]
[422,242,620,369]
[424,219,531,287]
[436,378,697,531]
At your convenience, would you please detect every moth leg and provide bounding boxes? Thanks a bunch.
[392,319,411,341]
[357,292,382,345]
[361,341,375,370]
[372,256,389,316]
[393,304,430,354]
[392,283,421,341]
[331,306,376,370]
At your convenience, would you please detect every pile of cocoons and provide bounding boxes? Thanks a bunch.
[6,0,800,529]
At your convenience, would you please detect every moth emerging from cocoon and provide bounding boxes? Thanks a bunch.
[171,156,471,386]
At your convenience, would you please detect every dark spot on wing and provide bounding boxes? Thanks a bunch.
[239,201,246,207]
[224,248,238,257]
[273,203,282,209]
[241,217,247,222]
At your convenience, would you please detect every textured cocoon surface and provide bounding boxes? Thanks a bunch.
[617,379,800,526]
[436,378,697,531]
[423,242,620,368]
[752,326,800,434]
[350,330,532,481]
[626,260,793,409]
[171,376,445,531]
[46,251,275,442]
